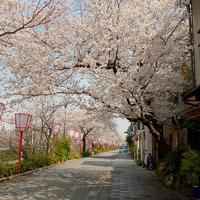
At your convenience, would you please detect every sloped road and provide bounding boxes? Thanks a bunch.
[0,152,187,200]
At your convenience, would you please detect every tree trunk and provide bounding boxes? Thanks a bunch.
[46,139,50,155]
[141,120,161,140]
[82,135,86,154]
[63,111,67,137]
[46,128,52,155]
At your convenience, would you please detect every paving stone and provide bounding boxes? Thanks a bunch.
[0,152,188,200]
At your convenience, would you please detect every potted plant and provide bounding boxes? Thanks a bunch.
[180,150,200,199]
[191,175,200,199]
[192,185,200,199]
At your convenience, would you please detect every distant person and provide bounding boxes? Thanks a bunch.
[147,153,154,170]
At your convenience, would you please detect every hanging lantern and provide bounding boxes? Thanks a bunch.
[15,113,32,131]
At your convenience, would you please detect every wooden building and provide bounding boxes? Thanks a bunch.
[183,0,200,150]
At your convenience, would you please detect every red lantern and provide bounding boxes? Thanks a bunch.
[15,113,32,173]
[15,113,32,131]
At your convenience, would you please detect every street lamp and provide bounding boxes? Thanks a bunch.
[15,113,32,173]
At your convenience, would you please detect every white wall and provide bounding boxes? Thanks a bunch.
[144,126,153,165]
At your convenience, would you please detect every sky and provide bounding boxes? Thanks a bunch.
[113,118,130,138]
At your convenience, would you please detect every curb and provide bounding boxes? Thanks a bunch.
[0,158,83,183]
[0,169,37,183]
[0,152,112,183]
[0,165,54,183]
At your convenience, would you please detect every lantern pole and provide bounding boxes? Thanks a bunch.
[15,113,32,173]
[17,129,24,173]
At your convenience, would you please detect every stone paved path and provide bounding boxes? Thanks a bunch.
[0,152,188,200]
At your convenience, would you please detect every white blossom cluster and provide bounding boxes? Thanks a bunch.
[0,0,191,136]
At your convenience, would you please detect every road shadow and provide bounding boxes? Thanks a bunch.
[81,152,188,200]
[0,163,112,200]
[0,152,188,200]
[81,152,132,168]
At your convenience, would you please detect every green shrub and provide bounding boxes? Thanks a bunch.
[68,141,81,160]
[0,153,51,178]
[0,163,16,178]
[164,151,181,174]
[180,150,200,186]
[93,148,99,154]
[92,145,116,155]
[0,150,17,162]
[51,137,71,163]
[0,137,72,178]
[22,153,50,171]
[82,150,91,157]
[69,151,81,160]
[156,148,186,188]
[93,147,103,154]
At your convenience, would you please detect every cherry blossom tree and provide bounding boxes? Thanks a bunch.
[0,0,64,49]
[32,97,60,153]
[67,0,191,139]
[3,0,191,140]
[0,0,68,95]
[65,109,117,153]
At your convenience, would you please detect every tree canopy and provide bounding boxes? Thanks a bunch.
[0,0,192,138]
